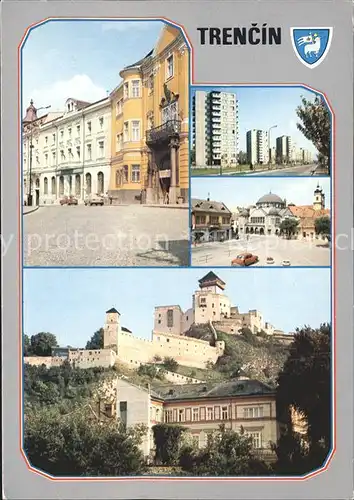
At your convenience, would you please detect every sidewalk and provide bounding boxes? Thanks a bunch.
[23,206,39,215]
[143,203,189,209]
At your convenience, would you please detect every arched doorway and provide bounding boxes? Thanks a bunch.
[51,176,56,196]
[245,227,249,234]
[254,227,259,234]
[59,176,64,196]
[75,174,81,197]
[250,227,254,234]
[97,172,104,194]
[158,153,171,203]
[260,227,264,235]
[43,177,48,195]
[86,173,92,195]
[35,178,40,206]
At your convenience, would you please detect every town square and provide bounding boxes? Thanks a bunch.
[22,21,189,266]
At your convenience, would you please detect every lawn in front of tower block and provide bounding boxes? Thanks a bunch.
[192,234,330,267]
[23,205,189,267]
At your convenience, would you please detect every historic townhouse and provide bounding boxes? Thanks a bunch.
[109,24,189,205]
[116,377,280,461]
[22,97,111,205]
[191,197,232,242]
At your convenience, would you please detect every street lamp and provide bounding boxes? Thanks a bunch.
[268,125,277,170]
[23,101,51,206]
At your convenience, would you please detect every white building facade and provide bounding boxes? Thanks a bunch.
[246,129,269,165]
[23,97,111,205]
[193,90,239,167]
[237,192,295,236]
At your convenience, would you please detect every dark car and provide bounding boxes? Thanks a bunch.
[60,195,78,206]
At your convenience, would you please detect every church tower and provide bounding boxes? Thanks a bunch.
[104,307,121,352]
[313,184,325,211]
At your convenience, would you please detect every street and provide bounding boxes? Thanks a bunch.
[24,205,189,267]
[191,164,325,177]
[191,234,330,267]
[244,164,320,176]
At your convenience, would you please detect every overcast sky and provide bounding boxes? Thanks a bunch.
[24,268,330,348]
[191,177,331,210]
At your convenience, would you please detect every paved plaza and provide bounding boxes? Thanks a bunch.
[191,234,330,267]
[24,205,189,267]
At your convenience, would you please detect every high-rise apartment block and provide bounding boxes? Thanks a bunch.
[276,135,292,163]
[246,129,269,165]
[192,91,239,167]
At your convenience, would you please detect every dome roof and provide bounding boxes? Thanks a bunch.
[256,192,284,205]
[268,208,280,216]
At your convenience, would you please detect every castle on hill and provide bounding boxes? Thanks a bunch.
[153,271,286,337]
[24,272,293,371]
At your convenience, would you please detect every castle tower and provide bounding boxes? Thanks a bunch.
[193,271,231,324]
[198,271,225,294]
[313,183,325,211]
[104,307,121,352]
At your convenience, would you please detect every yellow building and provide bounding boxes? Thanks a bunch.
[109,24,189,205]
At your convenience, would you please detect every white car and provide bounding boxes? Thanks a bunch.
[282,259,291,267]
[266,257,275,265]
[84,194,104,206]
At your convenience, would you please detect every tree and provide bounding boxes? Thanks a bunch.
[315,216,331,241]
[279,218,299,239]
[86,328,104,350]
[276,324,331,464]
[152,424,187,465]
[296,96,330,173]
[179,425,270,476]
[190,148,196,165]
[137,364,165,380]
[24,405,147,476]
[24,334,31,356]
[163,357,179,372]
[237,151,248,165]
[29,332,58,356]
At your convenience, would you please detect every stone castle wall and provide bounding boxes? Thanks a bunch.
[116,329,224,369]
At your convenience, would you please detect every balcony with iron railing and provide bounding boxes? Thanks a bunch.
[146,120,181,145]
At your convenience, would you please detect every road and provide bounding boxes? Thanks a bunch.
[191,234,330,267]
[24,205,189,267]
[192,164,324,177]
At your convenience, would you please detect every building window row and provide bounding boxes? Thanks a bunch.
[250,217,265,224]
[123,79,142,100]
[163,405,264,424]
[115,164,141,186]
[123,120,141,142]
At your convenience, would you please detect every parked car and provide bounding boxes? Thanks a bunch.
[84,194,104,206]
[60,195,78,206]
[231,252,259,267]
[282,259,291,267]
[266,257,275,265]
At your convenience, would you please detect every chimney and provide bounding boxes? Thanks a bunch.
[207,192,210,202]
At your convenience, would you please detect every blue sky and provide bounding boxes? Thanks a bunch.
[22,20,163,112]
[23,268,330,347]
[191,178,331,210]
[191,86,324,155]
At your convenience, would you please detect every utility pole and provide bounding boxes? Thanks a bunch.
[268,125,277,171]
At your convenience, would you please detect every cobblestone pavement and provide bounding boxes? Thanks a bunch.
[192,234,330,267]
[24,206,190,267]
